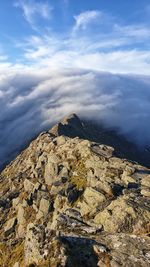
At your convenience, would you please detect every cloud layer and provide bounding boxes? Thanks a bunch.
[0,66,150,168]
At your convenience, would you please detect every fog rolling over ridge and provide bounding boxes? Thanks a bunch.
[0,68,150,168]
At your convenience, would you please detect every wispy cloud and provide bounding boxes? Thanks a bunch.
[15,30,150,75]
[74,10,101,31]
[114,24,150,39]
[14,0,52,28]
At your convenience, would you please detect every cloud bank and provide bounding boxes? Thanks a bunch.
[0,66,150,168]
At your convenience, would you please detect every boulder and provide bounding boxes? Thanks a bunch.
[141,176,150,188]
[55,136,66,146]
[44,161,58,185]
[12,197,20,210]
[24,179,34,193]
[36,197,51,219]
[94,196,136,233]
[77,187,106,216]
[141,188,150,197]
[17,205,26,237]
[91,144,114,158]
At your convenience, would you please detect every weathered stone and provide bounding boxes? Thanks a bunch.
[141,188,150,197]
[44,161,58,185]
[141,176,150,188]
[24,223,45,266]
[4,217,17,236]
[77,187,106,216]
[13,262,20,267]
[91,144,114,158]
[17,205,26,237]
[34,182,41,191]
[12,197,20,210]
[94,196,136,233]
[36,197,51,219]
[55,136,66,146]
[24,179,34,192]
[122,170,136,185]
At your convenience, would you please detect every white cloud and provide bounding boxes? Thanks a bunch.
[74,10,101,31]
[17,33,150,75]
[74,50,150,75]
[14,0,52,28]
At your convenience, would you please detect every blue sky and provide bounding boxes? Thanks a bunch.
[0,0,150,73]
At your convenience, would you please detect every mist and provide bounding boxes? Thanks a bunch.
[1,67,150,169]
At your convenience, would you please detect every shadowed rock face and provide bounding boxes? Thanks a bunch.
[0,114,150,267]
[50,113,88,139]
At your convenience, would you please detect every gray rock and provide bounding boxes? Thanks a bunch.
[24,223,45,266]
[24,179,34,192]
[91,144,114,158]
[44,161,59,185]
[36,197,51,219]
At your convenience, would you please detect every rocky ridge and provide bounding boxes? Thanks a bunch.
[0,114,150,267]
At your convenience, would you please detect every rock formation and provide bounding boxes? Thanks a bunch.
[0,114,150,266]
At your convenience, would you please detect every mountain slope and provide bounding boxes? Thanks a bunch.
[0,114,150,267]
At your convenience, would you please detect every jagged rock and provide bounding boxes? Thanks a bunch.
[24,179,34,192]
[54,136,66,146]
[141,176,150,188]
[36,197,52,219]
[141,188,150,197]
[44,159,59,185]
[94,196,137,232]
[24,223,45,266]
[17,205,26,237]
[77,187,106,216]
[12,197,20,210]
[34,182,41,191]
[122,169,136,185]
[91,143,114,158]
[4,217,17,236]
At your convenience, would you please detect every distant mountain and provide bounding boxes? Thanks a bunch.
[50,113,150,167]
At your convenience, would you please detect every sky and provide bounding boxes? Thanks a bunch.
[1,0,150,168]
[0,0,150,73]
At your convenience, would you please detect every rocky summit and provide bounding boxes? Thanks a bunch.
[0,114,150,267]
